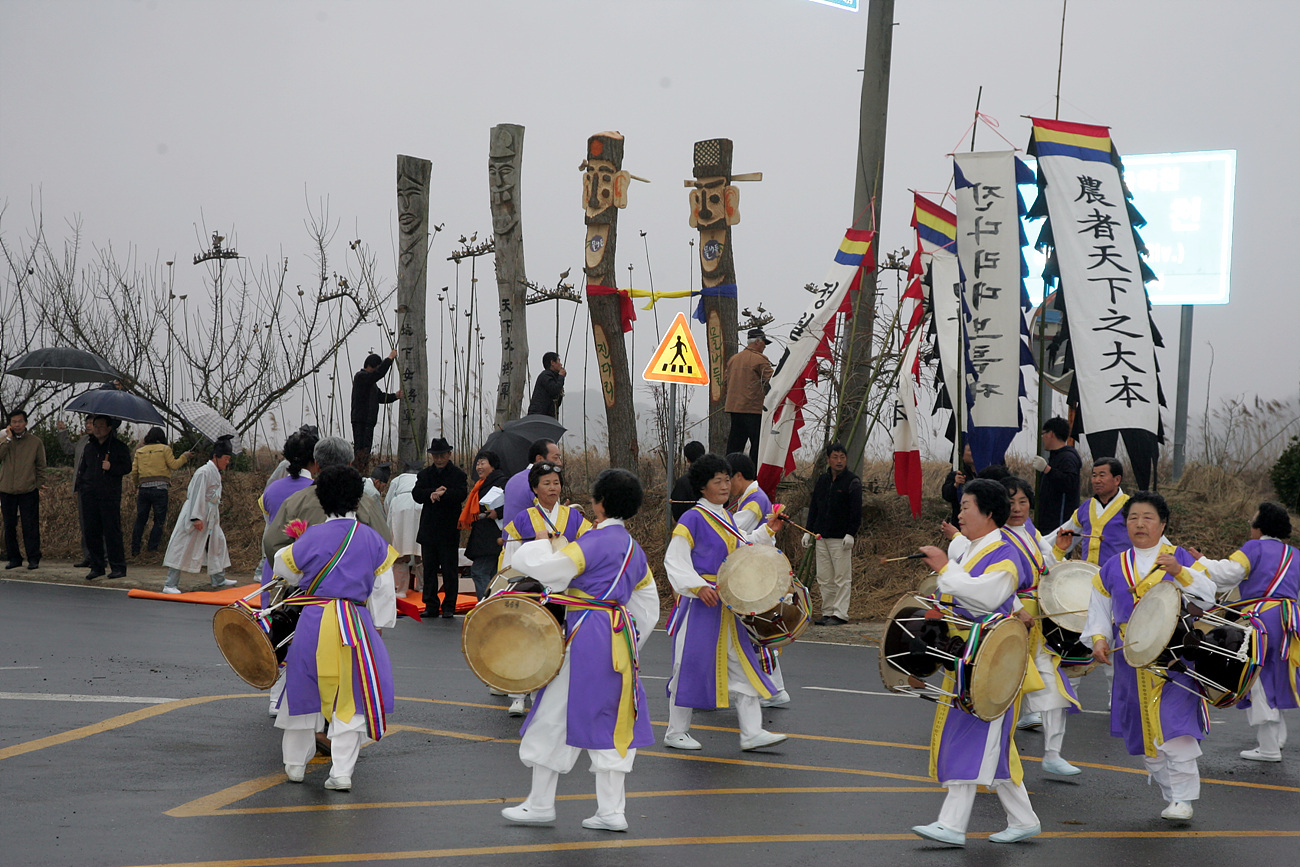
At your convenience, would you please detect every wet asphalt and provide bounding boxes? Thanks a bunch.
[2,577,1298,867]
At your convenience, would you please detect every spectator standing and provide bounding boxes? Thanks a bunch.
[460,449,509,599]
[941,442,976,525]
[805,442,862,625]
[78,415,131,580]
[0,410,46,570]
[503,438,561,524]
[162,439,236,593]
[527,352,566,417]
[385,463,424,596]
[365,463,392,515]
[1033,417,1082,531]
[350,349,402,470]
[57,417,97,567]
[412,437,468,618]
[723,329,774,464]
[670,441,707,523]
[129,427,192,556]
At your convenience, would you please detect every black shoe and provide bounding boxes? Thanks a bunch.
[5,561,22,570]
[106,570,127,579]
[84,571,105,581]
[826,615,850,626]
[441,610,455,619]
[73,559,91,569]
[25,561,39,570]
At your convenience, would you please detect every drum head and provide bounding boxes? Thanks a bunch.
[461,594,565,694]
[967,617,1030,721]
[1124,581,1182,668]
[213,606,279,690]
[878,595,940,692]
[717,545,793,615]
[917,572,938,598]
[1039,561,1099,634]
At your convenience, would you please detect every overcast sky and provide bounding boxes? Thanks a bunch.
[3,0,1296,460]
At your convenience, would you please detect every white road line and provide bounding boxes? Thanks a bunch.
[0,666,39,670]
[0,692,176,704]
[639,675,669,680]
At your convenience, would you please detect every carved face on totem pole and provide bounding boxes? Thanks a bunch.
[689,138,739,286]
[397,161,430,270]
[488,126,522,237]
[582,131,630,280]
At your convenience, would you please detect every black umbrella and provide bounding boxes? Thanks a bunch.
[4,347,118,384]
[65,388,167,426]
[481,414,566,476]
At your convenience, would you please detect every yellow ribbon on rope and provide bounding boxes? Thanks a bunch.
[624,287,697,310]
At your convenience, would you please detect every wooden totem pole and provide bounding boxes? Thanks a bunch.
[688,138,760,453]
[395,155,431,470]
[488,123,530,427]
[582,131,639,468]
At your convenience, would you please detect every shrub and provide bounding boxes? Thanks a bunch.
[1270,435,1300,510]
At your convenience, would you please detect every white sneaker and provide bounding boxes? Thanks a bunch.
[1161,800,1193,820]
[508,698,526,716]
[213,579,237,588]
[740,731,788,751]
[1041,755,1082,776]
[1240,748,1282,762]
[285,764,305,783]
[581,813,628,831]
[1016,712,1043,730]
[324,776,352,791]
[760,690,791,708]
[501,803,556,824]
[161,586,182,595]
[911,821,965,847]
[664,732,702,750]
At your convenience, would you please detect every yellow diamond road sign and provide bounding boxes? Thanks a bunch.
[643,312,709,386]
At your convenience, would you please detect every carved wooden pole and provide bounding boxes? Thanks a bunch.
[582,131,639,469]
[688,138,757,453]
[396,155,431,470]
[488,124,530,426]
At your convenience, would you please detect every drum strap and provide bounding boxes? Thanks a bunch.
[301,521,358,596]
[1229,596,1299,663]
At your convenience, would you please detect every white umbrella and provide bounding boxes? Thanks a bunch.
[176,400,243,454]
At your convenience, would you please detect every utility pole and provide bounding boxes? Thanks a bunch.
[835,0,895,472]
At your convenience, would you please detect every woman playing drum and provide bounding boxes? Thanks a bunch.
[499,468,659,832]
[499,461,593,716]
[1192,501,1300,762]
[1002,477,1083,776]
[271,465,398,792]
[663,453,788,752]
[726,451,791,709]
[1082,491,1216,821]
[913,479,1042,847]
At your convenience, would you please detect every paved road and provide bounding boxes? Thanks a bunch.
[2,577,1298,867]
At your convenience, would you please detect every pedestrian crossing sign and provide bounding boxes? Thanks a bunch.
[642,312,709,386]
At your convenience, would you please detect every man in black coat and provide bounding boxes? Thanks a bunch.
[1033,416,1082,530]
[804,443,862,625]
[77,415,132,580]
[526,352,566,417]
[412,437,468,618]
[351,349,402,469]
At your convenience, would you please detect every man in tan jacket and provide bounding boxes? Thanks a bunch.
[723,328,774,463]
[0,409,46,570]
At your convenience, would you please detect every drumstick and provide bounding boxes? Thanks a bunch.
[1030,608,1089,619]
[880,552,927,564]
[769,505,820,539]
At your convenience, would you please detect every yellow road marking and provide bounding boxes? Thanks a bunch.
[638,748,935,782]
[0,694,257,761]
[117,830,1300,867]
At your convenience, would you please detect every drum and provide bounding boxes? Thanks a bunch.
[1038,561,1100,669]
[878,590,1029,721]
[1183,615,1263,708]
[1121,581,1185,668]
[742,581,812,649]
[486,572,511,596]
[717,545,793,616]
[461,593,565,694]
[213,599,300,690]
[916,572,939,598]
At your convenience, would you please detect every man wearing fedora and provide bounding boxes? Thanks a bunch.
[412,437,467,618]
[723,328,774,464]
[350,348,402,471]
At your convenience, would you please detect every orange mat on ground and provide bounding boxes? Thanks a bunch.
[401,590,478,615]
[128,584,261,606]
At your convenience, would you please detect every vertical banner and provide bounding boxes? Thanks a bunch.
[911,195,965,433]
[952,151,1034,468]
[890,269,925,519]
[1028,118,1162,437]
[756,229,874,495]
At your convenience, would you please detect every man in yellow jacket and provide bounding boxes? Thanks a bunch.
[130,427,191,556]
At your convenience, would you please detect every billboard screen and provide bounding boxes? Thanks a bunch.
[1020,149,1236,306]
